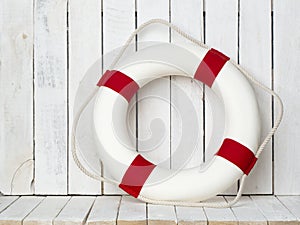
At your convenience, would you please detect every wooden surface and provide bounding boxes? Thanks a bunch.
[239,0,272,194]
[34,0,68,195]
[274,0,300,195]
[0,196,298,225]
[86,196,121,225]
[0,0,34,195]
[102,0,135,194]
[0,0,299,196]
[68,0,102,195]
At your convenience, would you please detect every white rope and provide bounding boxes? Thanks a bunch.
[71,19,283,208]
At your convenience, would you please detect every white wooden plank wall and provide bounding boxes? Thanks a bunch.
[274,0,300,195]
[0,0,34,195]
[102,0,135,194]
[0,0,300,196]
[239,0,272,194]
[68,0,102,195]
[34,0,68,194]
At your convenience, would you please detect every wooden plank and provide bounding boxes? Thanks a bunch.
[277,196,300,221]
[203,196,237,225]
[0,197,19,213]
[54,196,95,225]
[23,196,70,225]
[205,0,238,194]
[136,0,171,169]
[239,0,272,194]
[34,0,68,194]
[170,0,204,169]
[68,0,102,195]
[87,196,121,225]
[147,204,177,225]
[274,0,300,195]
[0,0,34,195]
[175,206,207,225]
[117,196,146,225]
[251,196,298,225]
[102,0,135,194]
[0,196,44,225]
[226,196,267,225]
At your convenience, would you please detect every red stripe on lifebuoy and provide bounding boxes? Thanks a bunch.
[194,49,230,87]
[97,70,139,102]
[119,154,156,198]
[216,138,257,175]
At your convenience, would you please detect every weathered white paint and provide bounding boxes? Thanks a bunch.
[225,196,267,225]
[0,0,299,197]
[118,196,146,225]
[102,0,135,194]
[0,196,299,224]
[68,0,102,195]
[0,197,18,213]
[251,196,298,224]
[147,204,177,225]
[170,0,204,169]
[0,196,44,225]
[53,196,95,225]
[23,196,70,225]
[274,0,300,195]
[87,196,121,225]
[205,0,238,194]
[277,196,300,221]
[34,0,68,194]
[0,0,34,195]
[240,0,272,194]
[175,205,207,225]
[203,196,237,225]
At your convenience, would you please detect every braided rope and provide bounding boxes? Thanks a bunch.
[71,19,283,208]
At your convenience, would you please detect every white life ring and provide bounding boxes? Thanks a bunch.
[93,43,261,202]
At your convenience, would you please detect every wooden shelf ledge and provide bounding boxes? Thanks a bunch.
[0,195,299,225]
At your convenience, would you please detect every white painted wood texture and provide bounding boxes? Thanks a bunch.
[251,196,299,225]
[277,196,300,221]
[147,204,177,225]
[0,196,44,225]
[0,197,18,213]
[170,0,204,169]
[239,0,272,194]
[86,196,121,225]
[175,205,207,225]
[53,196,95,225]
[102,0,135,194]
[0,0,300,196]
[0,196,299,224]
[0,0,34,195]
[205,0,238,194]
[274,0,300,195]
[34,0,68,194]
[118,196,146,225]
[68,0,102,195]
[203,196,237,225]
[225,196,267,225]
[23,196,70,225]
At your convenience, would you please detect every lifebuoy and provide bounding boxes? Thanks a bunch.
[93,43,261,202]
